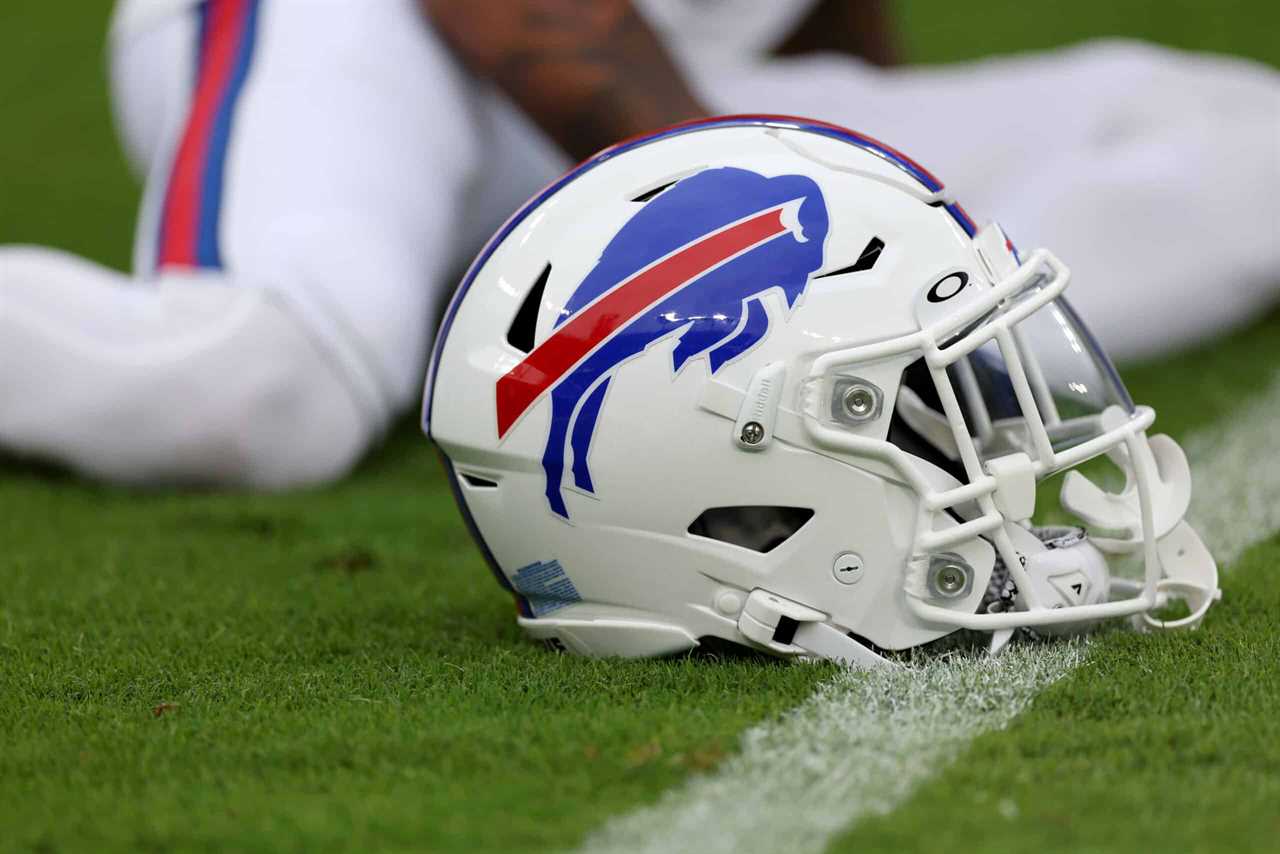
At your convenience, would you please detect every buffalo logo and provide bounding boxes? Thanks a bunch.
[496,166,829,518]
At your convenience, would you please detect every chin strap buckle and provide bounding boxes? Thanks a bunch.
[737,589,897,669]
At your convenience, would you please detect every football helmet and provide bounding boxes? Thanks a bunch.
[423,116,1220,666]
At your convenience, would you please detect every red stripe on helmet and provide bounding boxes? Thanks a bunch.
[496,205,790,437]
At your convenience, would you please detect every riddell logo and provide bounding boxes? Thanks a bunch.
[495,166,830,518]
[751,377,774,419]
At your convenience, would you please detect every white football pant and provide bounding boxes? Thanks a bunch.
[693,41,1280,362]
[0,0,540,487]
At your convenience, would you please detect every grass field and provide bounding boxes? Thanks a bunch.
[2,2,1278,852]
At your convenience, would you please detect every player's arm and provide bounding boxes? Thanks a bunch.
[421,0,709,161]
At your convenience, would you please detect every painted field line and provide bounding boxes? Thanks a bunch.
[1183,375,1280,565]
[582,642,1086,854]
[578,373,1280,854]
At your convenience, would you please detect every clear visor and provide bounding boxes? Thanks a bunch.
[898,263,1135,473]
[949,291,1134,461]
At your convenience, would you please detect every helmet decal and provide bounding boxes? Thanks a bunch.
[495,166,829,518]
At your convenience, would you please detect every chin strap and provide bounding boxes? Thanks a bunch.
[737,589,898,669]
[1060,429,1221,632]
[1115,519,1222,631]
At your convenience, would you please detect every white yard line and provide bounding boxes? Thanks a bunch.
[1183,375,1280,565]
[581,643,1085,854]
[578,374,1280,854]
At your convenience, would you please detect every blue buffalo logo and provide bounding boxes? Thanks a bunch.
[496,167,829,518]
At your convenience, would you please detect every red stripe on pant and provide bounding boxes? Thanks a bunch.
[157,0,253,268]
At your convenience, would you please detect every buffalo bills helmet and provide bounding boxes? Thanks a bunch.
[422,116,1219,666]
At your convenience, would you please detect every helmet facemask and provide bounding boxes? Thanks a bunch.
[801,224,1220,644]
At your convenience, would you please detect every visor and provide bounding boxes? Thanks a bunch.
[904,266,1136,469]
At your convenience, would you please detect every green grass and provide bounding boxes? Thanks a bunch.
[835,535,1280,854]
[899,0,1280,67]
[0,4,136,270]
[0,436,830,852]
[2,1,1279,852]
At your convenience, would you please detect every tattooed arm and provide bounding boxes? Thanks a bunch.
[422,0,709,161]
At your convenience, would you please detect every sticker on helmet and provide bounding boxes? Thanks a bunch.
[511,559,582,617]
[495,167,830,518]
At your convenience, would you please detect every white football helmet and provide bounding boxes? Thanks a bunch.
[423,116,1220,667]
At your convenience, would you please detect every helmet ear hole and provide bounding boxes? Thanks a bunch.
[687,506,815,553]
[506,263,551,353]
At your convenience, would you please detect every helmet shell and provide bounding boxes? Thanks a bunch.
[426,117,996,655]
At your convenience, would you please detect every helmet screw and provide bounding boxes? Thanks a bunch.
[841,384,878,421]
[936,565,966,594]
[832,552,864,585]
[928,556,973,599]
[740,421,765,445]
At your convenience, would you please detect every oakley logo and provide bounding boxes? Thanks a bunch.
[927,271,970,303]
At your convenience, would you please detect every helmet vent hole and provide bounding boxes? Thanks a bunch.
[630,179,678,203]
[506,263,552,353]
[687,506,815,553]
[459,472,499,489]
[815,236,885,279]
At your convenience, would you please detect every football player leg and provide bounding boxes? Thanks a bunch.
[0,246,372,487]
[698,39,1280,360]
[0,0,481,487]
